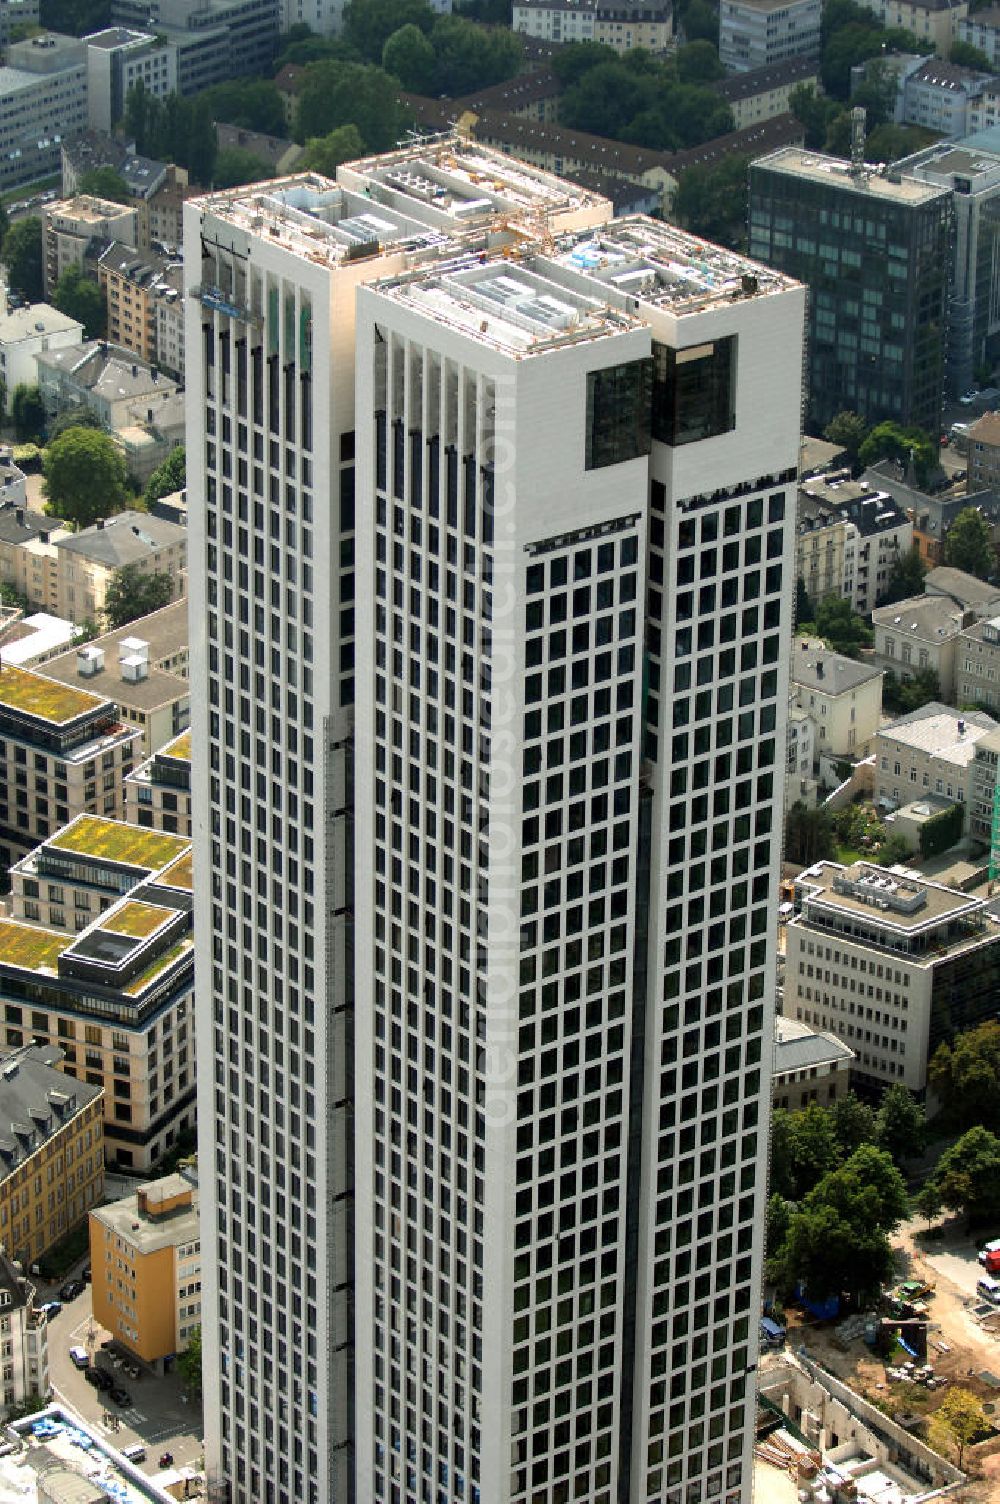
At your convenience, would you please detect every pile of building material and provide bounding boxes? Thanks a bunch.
[755,1428,821,1476]
[885,1361,946,1389]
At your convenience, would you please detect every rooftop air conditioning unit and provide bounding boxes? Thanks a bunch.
[121,654,148,683]
[118,636,149,663]
[77,645,104,676]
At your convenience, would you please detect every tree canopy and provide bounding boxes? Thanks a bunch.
[10,385,46,443]
[770,1103,840,1202]
[104,564,175,629]
[143,446,186,508]
[124,84,217,185]
[785,801,836,867]
[858,421,937,487]
[830,1093,877,1158]
[48,407,103,442]
[672,153,751,251]
[213,149,273,189]
[949,40,993,70]
[874,1083,926,1164]
[929,1388,990,1468]
[770,1146,908,1304]
[877,546,926,608]
[820,0,924,100]
[930,1125,1000,1222]
[675,39,725,82]
[813,594,873,658]
[200,79,287,136]
[177,1325,202,1399]
[53,266,106,340]
[2,218,44,303]
[39,0,110,34]
[928,1021,1000,1132]
[944,506,995,580]
[560,52,733,152]
[344,0,435,61]
[43,427,127,528]
[824,409,869,461]
[382,23,437,91]
[881,666,941,717]
[299,124,367,176]
[294,61,407,152]
[78,167,131,204]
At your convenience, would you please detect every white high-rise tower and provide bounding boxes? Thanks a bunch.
[186,143,805,1504]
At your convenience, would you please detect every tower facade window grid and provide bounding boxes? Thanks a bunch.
[186,152,806,1504]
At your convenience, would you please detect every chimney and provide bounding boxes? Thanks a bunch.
[816,660,824,679]
[958,718,966,736]
[14,509,23,526]
[96,518,104,529]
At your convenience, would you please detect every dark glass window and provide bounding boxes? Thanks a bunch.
[652,337,737,447]
[585,359,652,470]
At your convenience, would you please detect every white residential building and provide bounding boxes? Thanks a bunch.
[186,139,804,1504]
[785,859,1000,1091]
[901,57,992,139]
[0,305,84,405]
[772,1015,853,1111]
[719,0,822,73]
[875,701,998,808]
[872,593,967,700]
[790,643,884,763]
[0,1254,48,1417]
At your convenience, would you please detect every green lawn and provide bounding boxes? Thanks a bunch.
[834,844,865,866]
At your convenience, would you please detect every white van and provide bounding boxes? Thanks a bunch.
[68,1345,88,1369]
[977,1275,1000,1304]
[121,1444,146,1463]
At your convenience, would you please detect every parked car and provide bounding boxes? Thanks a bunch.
[59,1279,84,1302]
[121,1443,147,1463]
[109,1385,131,1406]
[69,1345,89,1369]
[85,1366,111,1390]
[81,1264,91,1284]
[39,1301,61,1319]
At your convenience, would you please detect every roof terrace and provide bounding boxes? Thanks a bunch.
[338,136,611,228]
[791,860,996,962]
[550,215,798,315]
[372,255,641,355]
[195,175,445,272]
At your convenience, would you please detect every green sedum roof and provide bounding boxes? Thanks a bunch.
[100,901,173,939]
[0,920,72,973]
[0,664,105,724]
[49,815,189,870]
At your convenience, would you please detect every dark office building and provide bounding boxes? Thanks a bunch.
[749,146,953,435]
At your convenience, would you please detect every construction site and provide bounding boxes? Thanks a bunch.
[755,1214,1000,1503]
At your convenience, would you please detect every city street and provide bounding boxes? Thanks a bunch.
[41,1278,204,1477]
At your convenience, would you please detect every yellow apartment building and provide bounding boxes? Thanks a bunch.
[90,1171,200,1366]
